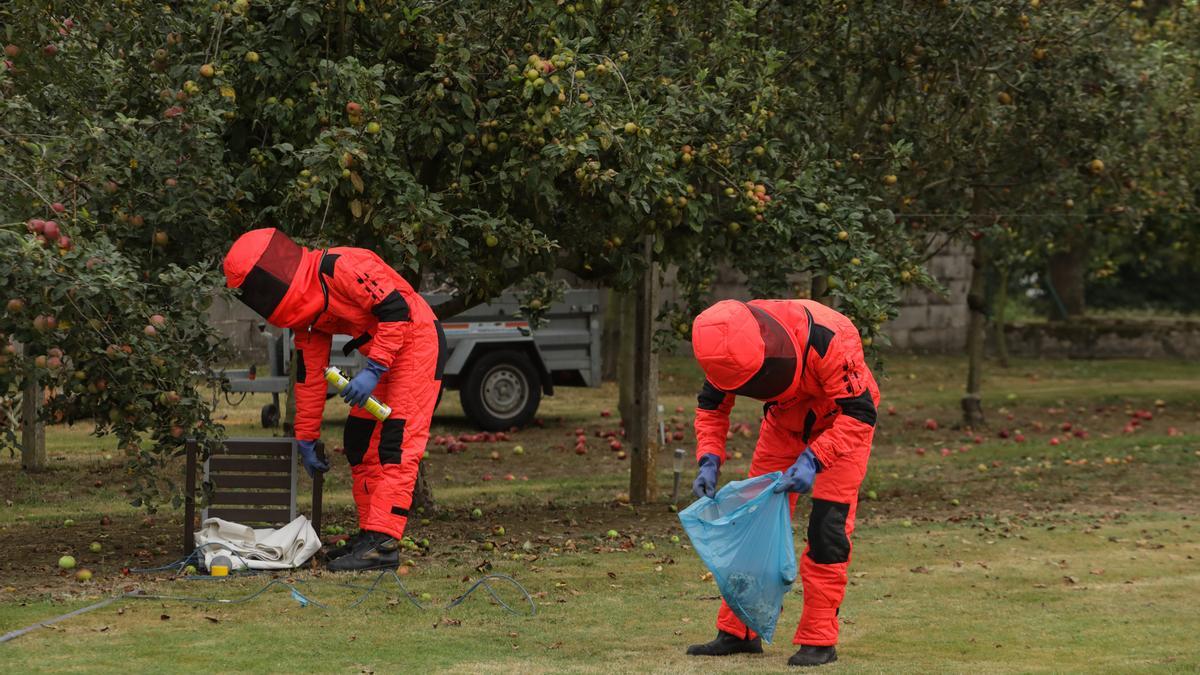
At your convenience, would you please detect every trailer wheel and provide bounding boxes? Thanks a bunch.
[460,350,541,431]
[261,403,280,429]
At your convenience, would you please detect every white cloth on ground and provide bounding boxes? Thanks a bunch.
[193,516,321,571]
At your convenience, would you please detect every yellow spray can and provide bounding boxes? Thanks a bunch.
[324,366,392,422]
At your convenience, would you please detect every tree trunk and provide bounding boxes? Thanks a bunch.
[993,264,1010,368]
[962,236,988,429]
[411,463,434,512]
[20,365,45,472]
[601,289,624,382]
[617,290,636,426]
[1047,246,1088,319]
[628,236,659,504]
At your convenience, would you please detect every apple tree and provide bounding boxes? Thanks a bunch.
[1,0,944,508]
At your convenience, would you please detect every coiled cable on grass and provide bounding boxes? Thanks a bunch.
[325,569,537,615]
[0,568,535,644]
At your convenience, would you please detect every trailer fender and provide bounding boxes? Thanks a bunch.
[446,337,554,396]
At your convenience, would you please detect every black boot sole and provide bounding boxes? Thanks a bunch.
[787,651,838,667]
[686,643,763,656]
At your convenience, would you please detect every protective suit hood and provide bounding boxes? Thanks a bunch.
[691,300,806,401]
[223,228,325,329]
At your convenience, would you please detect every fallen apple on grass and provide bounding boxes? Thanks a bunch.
[58,555,76,570]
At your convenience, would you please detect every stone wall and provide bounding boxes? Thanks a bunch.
[1003,317,1200,360]
[883,240,971,352]
[658,240,972,354]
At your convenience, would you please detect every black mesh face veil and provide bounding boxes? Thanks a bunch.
[731,304,798,401]
[234,230,303,320]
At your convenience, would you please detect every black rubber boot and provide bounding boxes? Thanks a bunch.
[322,531,364,561]
[326,531,399,572]
[686,630,763,656]
[787,645,837,667]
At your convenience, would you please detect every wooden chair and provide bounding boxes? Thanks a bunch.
[183,437,325,555]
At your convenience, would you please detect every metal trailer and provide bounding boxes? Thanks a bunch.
[223,289,602,431]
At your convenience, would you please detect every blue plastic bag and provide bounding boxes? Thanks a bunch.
[678,472,797,643]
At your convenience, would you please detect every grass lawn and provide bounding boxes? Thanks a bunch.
[2,354,1199,673]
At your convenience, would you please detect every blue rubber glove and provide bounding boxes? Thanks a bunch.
[342,359,387,407]
[297,439,329,479]
[773,448,821,493]
[692,453,721,499]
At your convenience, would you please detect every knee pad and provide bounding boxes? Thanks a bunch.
[378,418,406,465]
[343,416,376,466]
[807,498,850,564]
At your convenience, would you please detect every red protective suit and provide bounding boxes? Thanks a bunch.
[223,228,445,540]
[691,299,879,647]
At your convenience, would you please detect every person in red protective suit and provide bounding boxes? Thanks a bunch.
[684,299,879,668]
[223,228,446,572]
